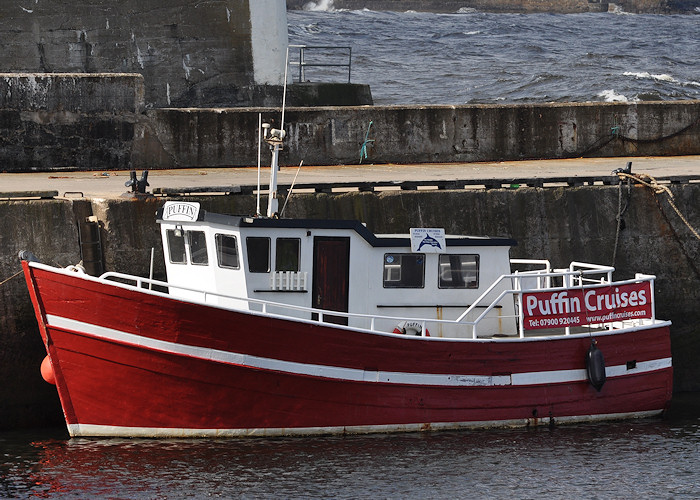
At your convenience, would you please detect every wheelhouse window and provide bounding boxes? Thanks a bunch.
[439,254,479,289]
[188,231,208,265]
[276,238,300,272]
[247,237,270,273]
[216,234,239,269]
[166,229,186,264]
[383,253,425,288]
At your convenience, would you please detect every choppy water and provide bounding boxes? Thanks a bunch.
[288,8,700,105]
[2,393,700,498]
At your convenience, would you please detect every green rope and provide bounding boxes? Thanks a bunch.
[359,121,374,164]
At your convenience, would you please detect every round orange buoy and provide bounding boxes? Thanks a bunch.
[40,355,56,385]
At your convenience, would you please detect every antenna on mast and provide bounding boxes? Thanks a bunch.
[256,113,262,217]
[262,46,290,218]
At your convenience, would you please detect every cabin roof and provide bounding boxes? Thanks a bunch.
[156,208,517,248]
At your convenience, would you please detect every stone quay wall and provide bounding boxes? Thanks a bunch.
[142,101,700,169]
[0,73,144,171]
[1,74,700,172]
[1,184,698,429]
[0,1,274,109]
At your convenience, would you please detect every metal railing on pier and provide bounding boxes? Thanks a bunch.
[289,44,352,83]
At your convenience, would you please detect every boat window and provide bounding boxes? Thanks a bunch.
[438,254,479,289]
[246,237,270,273]
[216,234,239,269]
[188,231,208,265]
[276,238,300,272]
[383,253,425,288]
[166,229,186,264]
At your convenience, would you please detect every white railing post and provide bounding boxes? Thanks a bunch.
[518,291,525,338]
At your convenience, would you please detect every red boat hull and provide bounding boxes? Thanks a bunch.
[24,262,673,437]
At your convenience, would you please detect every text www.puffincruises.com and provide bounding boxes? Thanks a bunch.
[584,308,649,324]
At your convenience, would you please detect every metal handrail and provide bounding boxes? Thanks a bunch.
[95,262,658,339]
[288,44,352,83]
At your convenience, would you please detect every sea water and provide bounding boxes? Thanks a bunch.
[288,8,700,105]
[2,393,699,498]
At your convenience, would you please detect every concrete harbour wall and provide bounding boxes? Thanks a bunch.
[0,0,292,108]
[2,73,699,171]
[1,184,698,428]
[142,101,700,168]
[0,73,144,171]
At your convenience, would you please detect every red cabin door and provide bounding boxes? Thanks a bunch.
[312,237,350,326]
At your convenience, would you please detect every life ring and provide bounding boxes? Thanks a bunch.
[65,263,86,274]
[393,320,430,337]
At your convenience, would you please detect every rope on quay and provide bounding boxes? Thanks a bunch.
[617,171,700,241]
[614,170,700,279]
[359,121,374,164]
[570,113,700,159]
[612,172,632,267]
[0,269,23,286]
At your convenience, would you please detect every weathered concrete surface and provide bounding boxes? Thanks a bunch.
[1,182,698,429]
[0,72,372,172]
[0,155,697,199]
[0,0,289,108]
[0,72,696,171]
[0,201,81,429]
[288,0,700,14]
[138,101,700,169]
[0,73,144,171]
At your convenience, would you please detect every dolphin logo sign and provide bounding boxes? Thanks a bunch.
[417,235,442,251]
[410,228,447,253]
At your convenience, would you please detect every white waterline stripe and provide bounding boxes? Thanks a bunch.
[68,409,666,438]
[48,315,671,388]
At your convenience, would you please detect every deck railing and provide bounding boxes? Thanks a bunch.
[97,259,660,340]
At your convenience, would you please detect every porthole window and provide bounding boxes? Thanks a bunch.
[383,253,425,288]
[276,238,300,272]
[247,237,270,273]
[188,231,208,265]
[167,229,186,264]
[438,254,479,289]
[216,234,239,269]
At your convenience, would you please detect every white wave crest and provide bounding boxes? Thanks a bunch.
[598,89,629,102]
[608,4,634,15]
[303,0,335,11]
[623,71,679,84]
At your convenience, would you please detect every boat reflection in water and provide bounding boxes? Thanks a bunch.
[11,395,699,498]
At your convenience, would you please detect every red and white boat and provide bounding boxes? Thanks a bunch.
[22,122,672,438]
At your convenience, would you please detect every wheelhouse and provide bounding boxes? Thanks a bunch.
[157,201,518,338]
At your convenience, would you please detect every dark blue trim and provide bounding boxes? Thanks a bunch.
[159,209,517,248]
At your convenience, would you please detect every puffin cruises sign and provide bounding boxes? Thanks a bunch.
[410,228,446,253]
[162,201,201,222]
[522,281,653,330]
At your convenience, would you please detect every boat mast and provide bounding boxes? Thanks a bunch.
[262,46,290,218]
[263,124,285,217]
